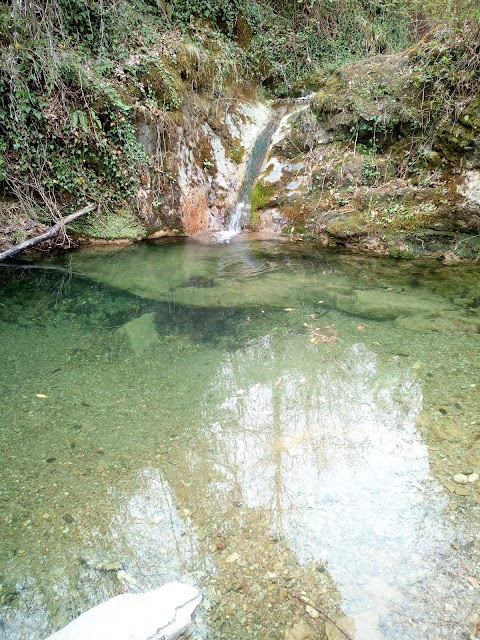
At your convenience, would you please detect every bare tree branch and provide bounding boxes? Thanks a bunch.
[0,203,96,261]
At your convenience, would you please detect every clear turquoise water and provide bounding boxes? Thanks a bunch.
[0,236,479,640]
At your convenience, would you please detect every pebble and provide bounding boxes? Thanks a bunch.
[117,570,137,586]
[305,605,320,619]
[453,474,468,484]
[454,486,471,496]
[468,473,479,483]
[285,622,315,640]
[225,552,239,563]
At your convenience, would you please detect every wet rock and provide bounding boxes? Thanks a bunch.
[394,310,480,334]
[44,582,202,640]
[325,615,356,640]
[118,313,159,355]
[456,170,480,231]
[454,485,471,496]
[225,552,239,563]
[257,208,288,233]
[305,604,320,619]
[117,570,138,587]
[453,474,469,484]
[329,288,450,321]
[284,622,315,640]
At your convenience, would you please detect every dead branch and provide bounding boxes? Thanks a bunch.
[0,203,96,261]
[287,591,354,640]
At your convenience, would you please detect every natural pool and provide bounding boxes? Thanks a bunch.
[0,236,479,640]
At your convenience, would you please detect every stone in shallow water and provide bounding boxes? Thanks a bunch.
[284,621,315,640]
[453,474,469,484]
[44,582,201,640]
[118,312,159,355]
[325,615,356,640]
[328,288,451,321]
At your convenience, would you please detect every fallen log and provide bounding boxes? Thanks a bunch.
[0,203,96,261]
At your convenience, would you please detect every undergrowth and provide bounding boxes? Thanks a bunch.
[0,0,475,236]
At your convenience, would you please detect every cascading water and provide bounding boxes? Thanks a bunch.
[217,116,282,242]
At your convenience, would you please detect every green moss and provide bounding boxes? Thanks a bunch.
[325,211,367,238]
[70,208,146,239]
[229,143,245,165]
[369,201,439,231]
[251,180,275,213]
[135,59,183,110]
[388,243,415,258]
[249,208,261,230]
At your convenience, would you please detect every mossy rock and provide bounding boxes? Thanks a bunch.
[434,90,480,162]
[324,211,369,238]
[70,207,146,240]
[311,54,410,145]
[136,59,184,110]
[229,142,245,165]
[251,180,276,212]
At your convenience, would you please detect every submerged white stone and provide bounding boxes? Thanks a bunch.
[45,582,201,640]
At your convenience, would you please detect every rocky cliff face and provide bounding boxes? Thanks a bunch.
[250,27,480,259]
[134,99,270,237]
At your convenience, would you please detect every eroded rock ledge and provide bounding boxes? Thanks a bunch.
[250,28,480,260]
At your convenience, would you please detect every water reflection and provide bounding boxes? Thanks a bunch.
[108,468,209,588]
[206,335,453,638]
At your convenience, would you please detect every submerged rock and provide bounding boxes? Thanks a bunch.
[118,313,159,355]
[324,287,451,321]
[284,621,315,640]
[44,582,201,640]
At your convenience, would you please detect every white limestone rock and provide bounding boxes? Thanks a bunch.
[456,170,480,230]
[45,582,201,640]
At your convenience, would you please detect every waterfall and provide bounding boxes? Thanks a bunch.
[217,116,281,242]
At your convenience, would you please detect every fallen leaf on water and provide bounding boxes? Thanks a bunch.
[309,324,339,344]
[284,308,297,312]
[35,394,48,398]
[357,324,367,330]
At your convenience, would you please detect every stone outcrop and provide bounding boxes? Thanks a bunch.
[44,582,201,640]
[134,99,271,236]
[250,28,480,259]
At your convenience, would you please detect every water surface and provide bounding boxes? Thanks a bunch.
[0,237,479,639]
